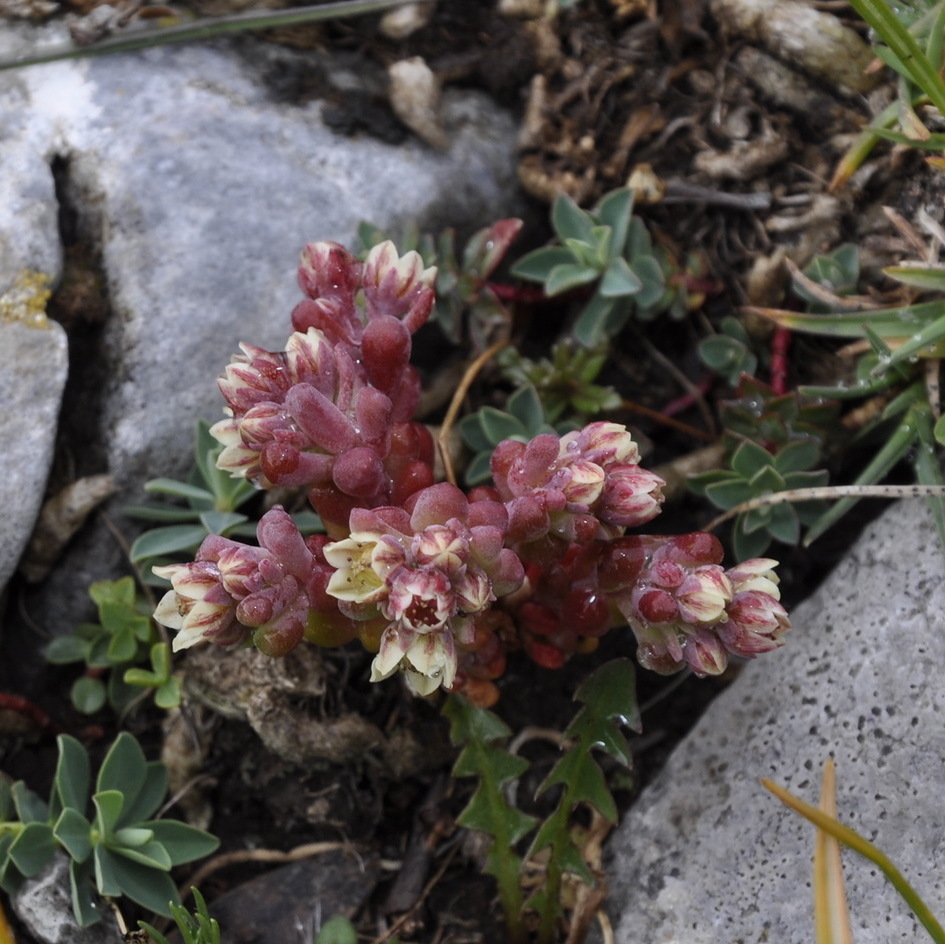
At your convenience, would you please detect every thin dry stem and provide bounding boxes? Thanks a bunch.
[704,483,945,532]
[437,339,507,486]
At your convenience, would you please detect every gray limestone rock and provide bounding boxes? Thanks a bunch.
[10,855,119,944]
[607,498,945,944]
[0,318,68,593]
[0,22,521,618]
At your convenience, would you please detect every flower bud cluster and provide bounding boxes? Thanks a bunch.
[616,533,789,676]
[490,421,665,564]
[211,241,437,533]
[319,483,523,696]
[154,507,324,657]
[153,237,791,702]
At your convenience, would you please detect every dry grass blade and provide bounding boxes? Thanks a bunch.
[814,759,854,944]
[704,483,945,534]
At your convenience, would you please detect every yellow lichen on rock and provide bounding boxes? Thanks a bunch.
[0,270,52,329]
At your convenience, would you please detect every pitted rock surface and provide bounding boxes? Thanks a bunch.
[607,498,945,944]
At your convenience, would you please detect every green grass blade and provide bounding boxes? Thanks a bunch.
[803,408,919,545]
[749,299,945,339]
[0,0,417,71]
[847,0,945,116]
[763,774,945,944]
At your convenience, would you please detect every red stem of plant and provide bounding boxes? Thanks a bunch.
[661,376,714,417]
[0,692,61,734]
[486,281,547,303]
[770,326,792,395]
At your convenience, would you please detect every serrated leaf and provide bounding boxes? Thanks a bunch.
[527,815,593,883]
[443,695,534,936]
[457,785,537,846]
[570,658,640,736]
[538,750,617,822]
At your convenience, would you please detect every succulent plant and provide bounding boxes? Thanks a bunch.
[0,733,218,926]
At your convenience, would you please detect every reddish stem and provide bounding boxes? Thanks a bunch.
[0,692,61,734]
[486,281,547,303]
[770,326,792,395]
[661,376,714,417]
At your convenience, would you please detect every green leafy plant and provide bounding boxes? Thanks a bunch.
[126,420,321,586]
[139,887,221,944]
[750,248,945,545]
[444,659,639,944]
[358,217,522,351]
[497,340,622,424]
[43,577,180,714]
[0,733,219,926]
[458,384,557,485]
[688,437,830,559]
[314,915,359,944]
[718,376,839,453]
[832,0,945,187]
[698,316,759,386]
[125,420,260,585]
[511,188,704,347]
